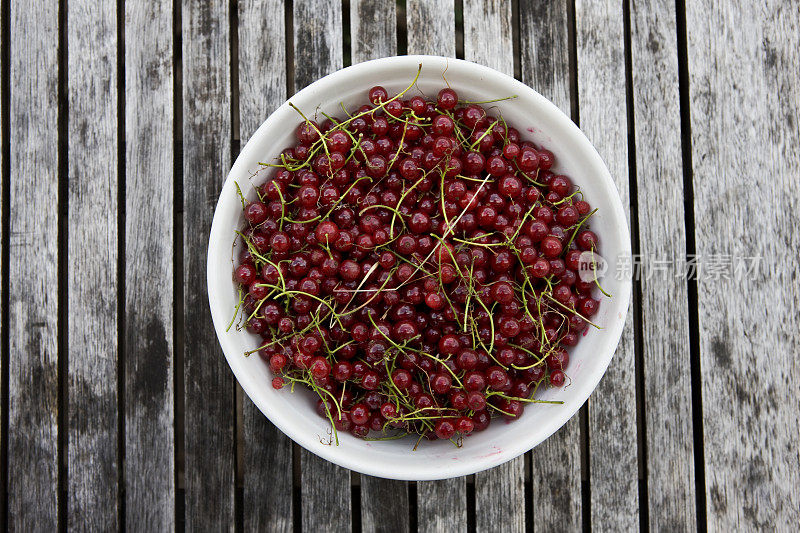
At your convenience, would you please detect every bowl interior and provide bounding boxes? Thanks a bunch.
[208,55,631,480]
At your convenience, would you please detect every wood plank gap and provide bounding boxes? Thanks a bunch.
[0,0,10,525]
[408,482,417,533]
[567,4,588,531]
[292,442,301,533]
[352,483,362,533]
[228,3,242,533]
[230,0,241,149]
[454,0,463,59]
[674,0,706,526]
[57,0,70,528]
[172,0,185,528]
[285,0,295,96]
[524,454,532,533]
[466,477,475,533]
[579,405,590,532]
[621,1,648,531]
[566,0,579,125]
[342,0,351,67]
[116,0,127,528]
[396,0,407,55]
[511,0,521,80]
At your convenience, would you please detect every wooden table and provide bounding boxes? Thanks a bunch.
[3,0,798,530]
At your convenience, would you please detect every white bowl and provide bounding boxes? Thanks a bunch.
[208,55,631,480]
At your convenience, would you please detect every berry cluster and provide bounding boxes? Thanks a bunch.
[232,72,602,444]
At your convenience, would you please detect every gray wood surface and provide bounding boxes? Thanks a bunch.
[463,3,525,531]
[361,475,410,533]
[519,0,572,110]
[7,0,61,529]
[237,0,293,531]
[7,1,800,530]
[406,0,455,57]
[629,1,697,530]
[418,478,467,533]
[291,1,351,529]
[66,0,120,529]
[351,0,396,63]
[182,0,235,529]
[124,0,176,529]
[686,1,800,529]
[405,4,468,531]
[463,0,513,76]
[1,4,5,527]
[519,2,583,530]
[300,458,352,532]
[575,1,640,530]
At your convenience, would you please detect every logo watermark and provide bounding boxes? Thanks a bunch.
[578,251,608,283]
[611,253,762,282]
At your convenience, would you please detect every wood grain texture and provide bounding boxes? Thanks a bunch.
[124,0,175,529]
[360,476,410,533]
[406,5,466,531]
[237,0,293,531]
[575,1,639,530]
[406,0,455,57]
[292,2,350,530]
[300,457,351,531]
[476,460,524,532]
[629,1,697,530]
[463,5,525,531]
[463,0,513,74]
[293,0,343,89]
[7,0,60,528]
[519,0,571,111]
[182,0,235,529]
[417,478,467,533]
[66,0,119,529]
[351,0,396,63]
[519,2,582,530]
[686,1,800,529]
[0,4,5,527]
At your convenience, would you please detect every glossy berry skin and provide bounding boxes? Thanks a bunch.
[232,84,603,444]
[437,88,458,110]
[435,419,456,440]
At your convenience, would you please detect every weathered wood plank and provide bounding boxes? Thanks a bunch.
[686,1,800,529]
[182,0,235,529]
[237,0,293,531]
[361,476,410,533]
[405,5,466,531]
[406,0,455,57]
[463,0,513,74]
[291,1,351,530]
[349,3,411,529]
[351,0,396,63]
[300,458,351,531]
[0,4,5,527]
[462,3,525,530]
[476,460,524,532]
[519,2,582,530]
[66,0,119,529]
[629,1,697,530]
[8,0,60,528]
[519,0,571,112]
[575,1,640,530]
[417,478,467,533]
[293,0,343,88]
[124,0,175,529]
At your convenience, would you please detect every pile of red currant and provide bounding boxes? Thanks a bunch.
[232,76,602,444]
